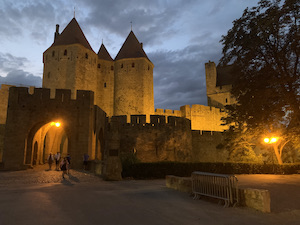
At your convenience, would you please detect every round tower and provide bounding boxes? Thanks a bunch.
[43,18,97,99]
[113,31,154,119]
[96,43,114,117]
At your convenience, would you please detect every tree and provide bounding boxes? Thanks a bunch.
[219,0,300,164]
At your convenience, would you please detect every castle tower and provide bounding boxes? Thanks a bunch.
[205,61,217,107]
[113,31,154,119]
[96,43,114,117]
[42,18,97,100]
[205,61,235,108]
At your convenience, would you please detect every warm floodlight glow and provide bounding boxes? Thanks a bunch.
[264,136,279,144]
[270,137,278,143]
[50,121,61,127]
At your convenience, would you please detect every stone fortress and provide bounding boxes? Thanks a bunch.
[0,18,233,176]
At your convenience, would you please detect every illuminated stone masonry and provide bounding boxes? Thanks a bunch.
[0,17,235,173]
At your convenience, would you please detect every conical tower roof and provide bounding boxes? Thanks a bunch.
[97,43,113,61]
[51,18,94,52]
[115,31,150,61]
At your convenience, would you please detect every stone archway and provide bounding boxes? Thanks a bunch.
[3,87,106,170]
[26,121,69,167]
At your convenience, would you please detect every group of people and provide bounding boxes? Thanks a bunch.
[47,152,71,179]
[48,152,89,179]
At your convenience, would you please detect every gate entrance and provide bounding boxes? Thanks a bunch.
[24,121,68,167]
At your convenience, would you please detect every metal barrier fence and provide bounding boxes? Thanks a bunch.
[191,171,239,207]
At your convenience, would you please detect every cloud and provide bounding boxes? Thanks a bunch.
[0,70,42,87]
[0,52,42,87]
[0,53,29,73]
[151,43,220,110]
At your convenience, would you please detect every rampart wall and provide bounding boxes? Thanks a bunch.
[108,115,192,162]
[191,130,228,162]
[155,104,228,132]
[0,85,14,124]
[107,114,227,163]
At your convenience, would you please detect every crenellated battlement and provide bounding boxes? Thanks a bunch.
[155,104,227,132]
[191,129,224,137]
[109,114,191,130]
[7,87,94,108]
[155,108,182,117]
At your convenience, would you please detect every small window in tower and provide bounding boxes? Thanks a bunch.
[132,63,135,68]
[98,64,101,69]
[85,53,88,59]
[52,51,55,57]
[225,98,228,103]
[111,66,114,70]
[148,65,150,70]
[121,64,123,68]
[64,49,67,55]
[104,82,107,88]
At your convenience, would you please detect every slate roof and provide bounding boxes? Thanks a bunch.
[115,31,150,61]
[216,65,234,86]
[51,18,94,52]
[97,44,113,61]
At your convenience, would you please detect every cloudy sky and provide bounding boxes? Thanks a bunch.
[0,0,259,110]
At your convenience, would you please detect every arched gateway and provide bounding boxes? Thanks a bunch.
[3,87,106,170]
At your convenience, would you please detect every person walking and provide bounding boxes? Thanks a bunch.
[83,153,89,170]
[47,153,54,170]
[60,158,68,179]
[54,152,61,170]
[66,153,71,174]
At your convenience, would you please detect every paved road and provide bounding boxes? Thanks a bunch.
[0,166,300,225]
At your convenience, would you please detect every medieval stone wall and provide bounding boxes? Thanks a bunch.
[191,130,228,162]
[2,87,106,170]
[107,114,228,163]
[155,104,228,132]
[0,124,4,162]
[0,84,13,124]
[108,115,193,162]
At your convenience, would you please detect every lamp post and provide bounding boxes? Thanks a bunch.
[263,136,283,165]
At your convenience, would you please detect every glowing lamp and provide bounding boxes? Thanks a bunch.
[264,137,279,144]
[55,122,61,127]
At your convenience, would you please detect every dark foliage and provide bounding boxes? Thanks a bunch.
[122,162,300,179]
[219,0,300,163]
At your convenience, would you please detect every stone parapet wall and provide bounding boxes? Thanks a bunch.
[155,104,228,132]
[0,84,14,124]
[109,115,193,162]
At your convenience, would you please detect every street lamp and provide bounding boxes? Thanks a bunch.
[51,121,61,127]
[263,135,282,165]
[264,137,279,144]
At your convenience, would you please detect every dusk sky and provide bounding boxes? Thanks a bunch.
[0,0,259,110]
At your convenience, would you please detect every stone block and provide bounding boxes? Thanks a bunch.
[239,188,271,213]
[166,175,192,193]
